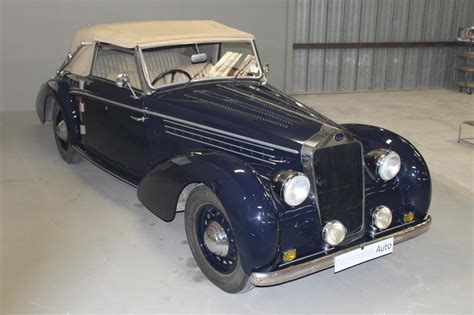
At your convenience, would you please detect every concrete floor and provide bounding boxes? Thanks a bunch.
[1,89,473,313]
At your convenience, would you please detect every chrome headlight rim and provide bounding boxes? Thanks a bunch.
[274,170,311,207]
[365,149,401,181]
[372,205,393,230]
[322,220,347,247]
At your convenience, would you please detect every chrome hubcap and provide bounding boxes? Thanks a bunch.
[203,221,229,257]
[56,120,68,142]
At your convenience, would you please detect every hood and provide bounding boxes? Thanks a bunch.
[146,81,342,154]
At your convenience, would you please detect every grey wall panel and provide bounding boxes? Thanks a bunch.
[417,48,436,88]
[391,0,410,41]
[385,0,409,89]
[323,50,341,91]
[403,48,420,88]
[406,0,426,41]
[356,0,378,90]
[385,48,405,89]
[325,0,345,43]
[452,0,472,36]
[375,0,394,42]
[292,0,311,92]
[359,0,378,42]
[422,0,441,40]
[470,0,474,25]
[438,0,456,40]
[292,0,470,93]
[292,50,309,92]
[431,47,449,87]
[323,0,345,91]
[372,49,388,90]
[307,50,325,91]
[307,0,328,91]
[340,0,361,91]
[340,49,358,91]
[356,49,374,90]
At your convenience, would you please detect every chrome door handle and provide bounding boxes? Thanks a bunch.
[130,115,147,122]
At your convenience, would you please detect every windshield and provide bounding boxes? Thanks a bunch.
[141,41,262,89]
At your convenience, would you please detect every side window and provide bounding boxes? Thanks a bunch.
[92,45,142,89]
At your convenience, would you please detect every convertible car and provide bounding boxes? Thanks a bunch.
[36,20,431,293]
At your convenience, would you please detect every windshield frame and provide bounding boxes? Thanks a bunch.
[138,39,263,92]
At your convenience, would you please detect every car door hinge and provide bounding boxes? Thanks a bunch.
[78,99,85,112]
[80,125,86,135]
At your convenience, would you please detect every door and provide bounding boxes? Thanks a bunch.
[80,44,151,179]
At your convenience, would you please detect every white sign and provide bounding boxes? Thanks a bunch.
[334,237,394,273]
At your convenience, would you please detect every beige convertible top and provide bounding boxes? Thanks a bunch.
[65,20,254,76]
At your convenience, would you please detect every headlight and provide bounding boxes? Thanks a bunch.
[372,205,393,230]
[274,171,310,207]
[365,149,401,181]
[323,220,346,246]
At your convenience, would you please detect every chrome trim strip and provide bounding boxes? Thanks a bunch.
[163,120,275,151]
[165,130,276,165]
[373,220,413,235]
[158,114,299,154]
[69,89,143,113]
[73,146,138,188]
[249,216,432,286]
[69,89,299,154]
[165,125,276,158]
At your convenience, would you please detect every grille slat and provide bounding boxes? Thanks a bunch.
[314,142,364,234]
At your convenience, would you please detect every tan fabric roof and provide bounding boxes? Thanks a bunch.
[69,20,255,50]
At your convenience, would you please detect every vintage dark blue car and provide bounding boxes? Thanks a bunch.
[36,20,431,293]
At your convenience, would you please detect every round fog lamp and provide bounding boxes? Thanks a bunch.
[373,206,393,230]
[323,220,346,246]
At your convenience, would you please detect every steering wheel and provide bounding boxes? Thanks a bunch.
[151,68,192,86]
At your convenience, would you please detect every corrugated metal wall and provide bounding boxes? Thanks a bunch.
[292,0,474,93]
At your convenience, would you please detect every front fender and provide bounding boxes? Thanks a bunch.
[35,79,81,144]
[343,124,431,223]
[137,152,279,274]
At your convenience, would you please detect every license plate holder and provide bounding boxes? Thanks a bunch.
[334,237,394,273]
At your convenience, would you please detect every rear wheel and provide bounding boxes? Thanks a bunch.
[185,185,253,293]
[52,101,81,164]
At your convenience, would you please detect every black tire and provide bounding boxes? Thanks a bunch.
[185,185,253,293]
[52,101,82,164]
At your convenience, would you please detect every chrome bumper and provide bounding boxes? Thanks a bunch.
[249,216,432,286]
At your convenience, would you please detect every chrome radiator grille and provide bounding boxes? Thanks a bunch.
[313,142,364,235]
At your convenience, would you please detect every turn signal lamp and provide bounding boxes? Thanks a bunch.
[282,249,297,262]
[403,212,415,223]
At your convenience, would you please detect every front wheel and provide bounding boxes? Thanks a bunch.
[52,101,81,164]
[185,185,253,293]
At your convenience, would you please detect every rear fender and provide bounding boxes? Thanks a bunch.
[36,79,80,144]
[137,152,279,274]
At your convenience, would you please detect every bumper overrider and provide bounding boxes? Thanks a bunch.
[250,216,432,286]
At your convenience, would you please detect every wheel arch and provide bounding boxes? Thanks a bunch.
[36,79,81,144]
[137,151,279,274]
